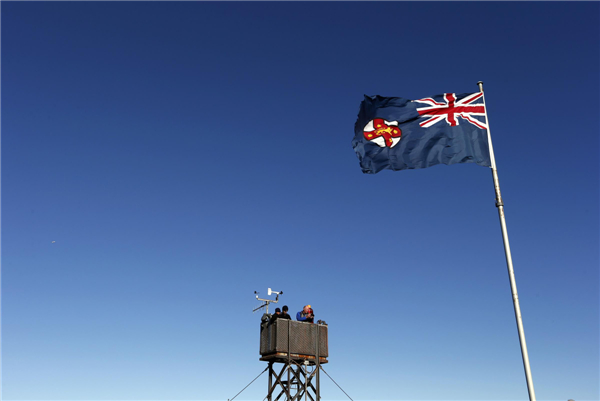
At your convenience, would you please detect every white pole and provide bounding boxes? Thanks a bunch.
[477,81,537,401]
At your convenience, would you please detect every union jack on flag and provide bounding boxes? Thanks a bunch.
[414,92,488,130]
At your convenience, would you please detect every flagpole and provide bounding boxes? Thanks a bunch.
[477,81,537,401]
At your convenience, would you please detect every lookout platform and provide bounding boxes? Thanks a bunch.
[260,318,328,365]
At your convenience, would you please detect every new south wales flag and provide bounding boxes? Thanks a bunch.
[352,93,491,174]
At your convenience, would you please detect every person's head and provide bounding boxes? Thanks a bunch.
[275,308,281,314]
[303,305,311,313]
[282,305,288,313]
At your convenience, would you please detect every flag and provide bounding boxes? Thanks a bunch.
[352,92,491,174]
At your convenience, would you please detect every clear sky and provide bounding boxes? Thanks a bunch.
[1,2,598,401]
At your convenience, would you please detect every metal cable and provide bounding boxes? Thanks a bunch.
[228,366,269,401]
[319,366,354,401]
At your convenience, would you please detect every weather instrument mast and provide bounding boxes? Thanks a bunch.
[253,288,282,315]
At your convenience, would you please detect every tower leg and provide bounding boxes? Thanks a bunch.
[268,362,273,401]
[266,361,321,401]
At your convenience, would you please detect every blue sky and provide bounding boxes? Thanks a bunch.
[1,2,598,401]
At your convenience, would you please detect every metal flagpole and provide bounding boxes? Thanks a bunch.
[477,81,537,401]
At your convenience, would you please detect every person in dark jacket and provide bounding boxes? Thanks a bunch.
[269,306,292,325]
[296,305,314,323]
[268,308,282,325]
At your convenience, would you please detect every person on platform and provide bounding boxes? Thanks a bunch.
[281,305,291,320]
[268,308,282,325]
[296,305,314,323]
